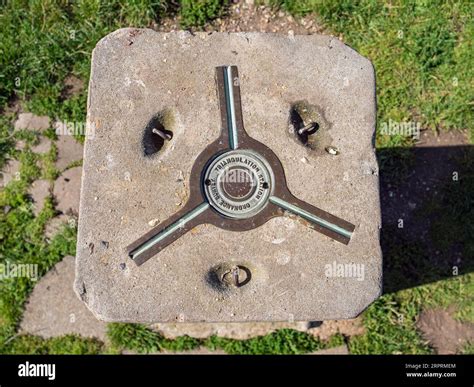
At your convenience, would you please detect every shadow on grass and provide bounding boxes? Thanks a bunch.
[377,145,473,294]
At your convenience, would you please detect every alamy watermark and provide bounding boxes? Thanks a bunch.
[325,260,365,282]
[380,119,421,140]
[0,262,38,281]
[54,119,99,139]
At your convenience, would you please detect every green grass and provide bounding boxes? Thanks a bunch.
[0,116,15,169]
[0,0,472,354]
[204,329,345,354]
[0,110,85,353]
[1,0,165,121]
[180,0,225,28]
[108,323,345,354]
[1,334,103,355]
[108,323,201,353]
[461,342,474,355]
[2,1,471,140]
[0,0,226,122]
[349,273,473,354]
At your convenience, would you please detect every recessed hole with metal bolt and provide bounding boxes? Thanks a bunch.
[142,111,174,157]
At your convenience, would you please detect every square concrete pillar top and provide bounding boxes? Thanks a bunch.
[75,29,382,323]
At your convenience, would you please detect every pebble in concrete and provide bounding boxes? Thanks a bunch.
[53,167,82,215]
[20,255,107,341]
[75,30,382,323]
[14,112,50,131]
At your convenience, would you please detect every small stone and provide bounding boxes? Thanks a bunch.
[148,218,160,227]
[272,238,285,244]
[325,146,339,155]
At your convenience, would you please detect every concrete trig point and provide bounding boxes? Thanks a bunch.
[75,29,382,323]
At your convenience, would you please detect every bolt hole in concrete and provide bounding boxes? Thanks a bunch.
[289,100,332,151]
[206,264,251,292]
[142,110,174,157]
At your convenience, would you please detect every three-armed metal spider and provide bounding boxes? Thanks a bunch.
[127,66,355,266]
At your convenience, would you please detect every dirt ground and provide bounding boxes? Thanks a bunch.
[155,1,324,35]
[417,307,474,354]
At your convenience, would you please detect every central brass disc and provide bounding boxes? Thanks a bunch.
[203,150,274,219]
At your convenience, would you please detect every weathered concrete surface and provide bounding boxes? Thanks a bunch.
[76,30,381,323]
[21,256,107,341]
